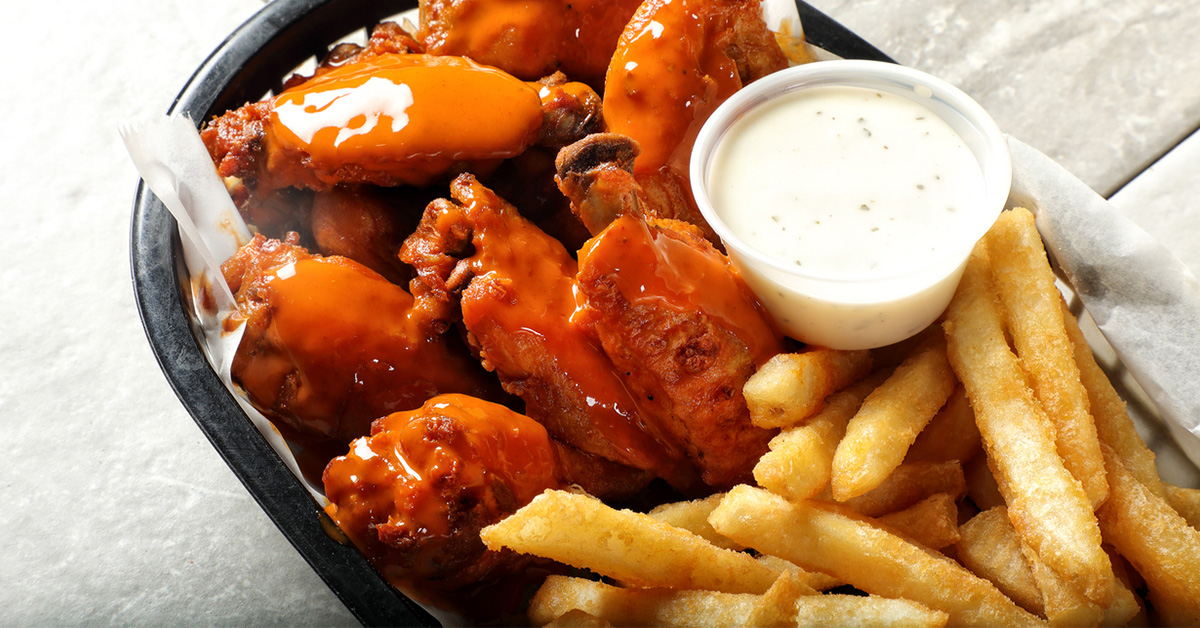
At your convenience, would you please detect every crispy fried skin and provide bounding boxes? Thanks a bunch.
[576,215,783,488]
[323,395,559,592]
[417,0,643,88]
[400,174,699,490]
[602,0,788,239]
[222,233,502,445]
[309,186,428,286]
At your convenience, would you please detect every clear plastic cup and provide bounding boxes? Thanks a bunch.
[690,60,1011,350]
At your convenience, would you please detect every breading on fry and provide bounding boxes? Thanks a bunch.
[832,335,956,500]
[943,242,1116,606]
[986,207,1108,508]
[708,485,1043,627]
[480,489,780,594]
[744,349,873,429]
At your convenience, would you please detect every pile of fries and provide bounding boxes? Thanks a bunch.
[480,207,1200,626]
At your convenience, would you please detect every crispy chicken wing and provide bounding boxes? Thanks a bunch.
[601,0,788,238]
[309,185,429,286]
[576,215,783,487]
[400,174,698,490]
[557,136,785,487]
[221,233,502,447]
[417,0,643,88]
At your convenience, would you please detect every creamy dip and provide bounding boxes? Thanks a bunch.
[696,77,1003,350]
[709,85,984,277]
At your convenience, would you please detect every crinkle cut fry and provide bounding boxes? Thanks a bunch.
[942,242,1116,607]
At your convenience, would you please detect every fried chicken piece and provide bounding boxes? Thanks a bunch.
[557,137,784,487]
[417,0,643,88]
[222,233,502,446]
[602,0,789,238]
[576,214,783,488]
[400,174,699,491]
[309,185,430,286]
[323,394,646,594]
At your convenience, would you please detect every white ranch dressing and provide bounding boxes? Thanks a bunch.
[709,85,984,277]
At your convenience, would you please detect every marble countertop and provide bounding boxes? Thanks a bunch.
[2,0,1197,624]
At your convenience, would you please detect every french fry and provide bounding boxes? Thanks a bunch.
[790,594,949,628]
[877,493,960,550]
[986,207,1108,508]
[832,335,957,500]
[753,374,885,501]
[1017,537,1141,628]
[755,555,843,592]
[542,609,612,628]
[744,348,873,429]
[955,507,1045,617]
[838,460,965,518]
[963,453,1006,511]
[709,485,1043,627]
[1096,446,1200,624]
[480,490,780,593]
[647,493,743,551]
[528,573,946,628]
[1165,484,1200,530]
[1059,298,1167,499]
[943,243,1115,606]
[527,573,806,627]
[905,385,981,465]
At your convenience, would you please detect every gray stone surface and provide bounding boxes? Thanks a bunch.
[1,0,1196,624]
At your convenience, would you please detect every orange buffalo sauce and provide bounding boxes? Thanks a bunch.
[232,254,495,444]
[268,54,542,185]
[603,0,742,176]
[452,181,678,472]
[579,215,782,367]
[322,394,559,589]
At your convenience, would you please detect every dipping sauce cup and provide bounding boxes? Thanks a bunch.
[691,60,1011,350]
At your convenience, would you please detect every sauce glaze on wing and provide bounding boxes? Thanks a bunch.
[222,233,502,445]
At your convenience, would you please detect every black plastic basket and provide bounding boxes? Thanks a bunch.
[128,1,892,625]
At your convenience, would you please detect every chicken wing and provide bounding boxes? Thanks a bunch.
[576,215,783,488]
[417,0,643,88]
[400,174,699,490]
[558,135,785,487]
[602,0,789,239]
[221,233,502,449]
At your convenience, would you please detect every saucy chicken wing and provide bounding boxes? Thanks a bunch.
[417,0,643,88]
[400,174,699,491]
[602,0,789,238]
[221,233,501,448]
[557,134,785,487]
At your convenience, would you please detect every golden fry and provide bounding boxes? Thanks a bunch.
[708,486,1042,627]
[753,374,884,501]
[838,460,965,518]
[745,349,873,429]
[943,243,1115,606]
[905,385,981,464]
[755,554,843,592]
[1059,298,1167,499]
[986,207,1108,508]
[1165,484,1200,530]
[480,490,780,593]
[1017,537,1140,627]
[1097,446,1200,624]
[527,573,806,628]
[832,335,956,500]
[955,507,1045,617]
[877,493,960,550]
[647,493,743,551]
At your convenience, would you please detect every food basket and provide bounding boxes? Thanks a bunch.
[128,0,897,624]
